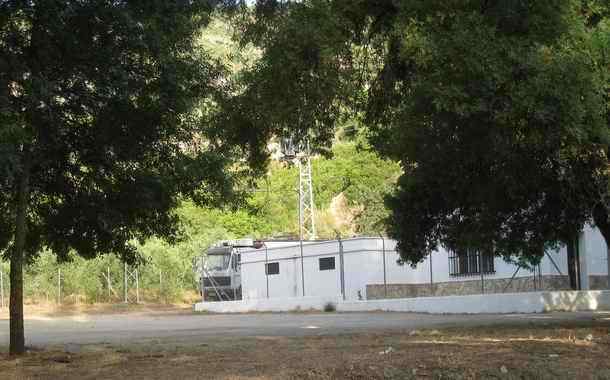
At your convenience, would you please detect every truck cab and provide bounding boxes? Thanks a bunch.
[195,239,255,301]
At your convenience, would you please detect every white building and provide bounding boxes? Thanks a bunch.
[236,225,609,301]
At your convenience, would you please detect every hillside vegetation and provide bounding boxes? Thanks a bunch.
[0,141,399,304]
[0,18,400,305]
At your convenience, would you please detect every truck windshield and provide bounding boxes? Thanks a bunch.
[206,254,230,271]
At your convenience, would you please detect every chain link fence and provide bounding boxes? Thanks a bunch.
[0,254,198,307]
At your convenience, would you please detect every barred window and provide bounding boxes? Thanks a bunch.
[448,249,495,276]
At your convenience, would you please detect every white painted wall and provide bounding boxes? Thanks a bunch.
[339,290,610,314]
[237,232,608,302]
[194,290,610,314]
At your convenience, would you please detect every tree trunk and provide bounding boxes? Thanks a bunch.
[566,238,580,290]
[10,147,31,355]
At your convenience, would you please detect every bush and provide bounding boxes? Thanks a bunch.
[323,302,336,312]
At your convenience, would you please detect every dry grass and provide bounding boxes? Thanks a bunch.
[0,302,193,320]
[1,321,610,379]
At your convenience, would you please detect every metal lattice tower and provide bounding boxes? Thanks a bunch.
[280,137,316,240]
[298,150,316,240]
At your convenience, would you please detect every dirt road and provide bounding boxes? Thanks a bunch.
[0,309,606,348]
[1,309,610,379]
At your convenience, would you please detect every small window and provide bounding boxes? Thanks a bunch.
[449,249,495,277]
[319,257,335,271]
[265,262,279,275]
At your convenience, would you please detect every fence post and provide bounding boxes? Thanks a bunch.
[298,185,306,297]
[200,255,204,300]
[159,269,163,301]
[264,242,269,299]
[135,268,140,304]
[479,253,484,294]
[299,237,305,297]
[429,251,434,296]
[337,232,345,301]
[379,233,387,299]
[57,268,62,304]
[0,265,4,309]
[107,266,111,301]
[123,262,128,303]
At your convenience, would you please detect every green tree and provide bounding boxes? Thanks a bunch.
[371,1,609,268]
[229,1,609,278]
[0,1,239,354]
[216,0,366,169]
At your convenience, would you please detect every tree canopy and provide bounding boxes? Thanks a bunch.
[376,1,609,265]
[227,0,610,268]
[0,0,243,354]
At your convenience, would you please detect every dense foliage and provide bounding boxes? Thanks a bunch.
[0,1,234,261]
[0,0,242,354]
[0,140,400,304]
[228,0,610,269]
[377,2,610,265]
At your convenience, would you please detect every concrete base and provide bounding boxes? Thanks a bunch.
[589,275,610,290]
[194,296,342,313]
[194,290,610,314]
[366,275,571,299]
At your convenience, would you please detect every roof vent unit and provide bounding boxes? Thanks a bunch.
[232,238,255,248]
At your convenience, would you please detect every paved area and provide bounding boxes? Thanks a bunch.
[0,311,608,347]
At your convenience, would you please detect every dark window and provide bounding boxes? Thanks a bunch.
[319,257,336,271]
[265,262,279,275]
[448,249,495,277]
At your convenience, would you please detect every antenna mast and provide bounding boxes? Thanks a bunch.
[281,137,316,240]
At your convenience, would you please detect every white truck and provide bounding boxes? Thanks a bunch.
[195,239,260,301]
